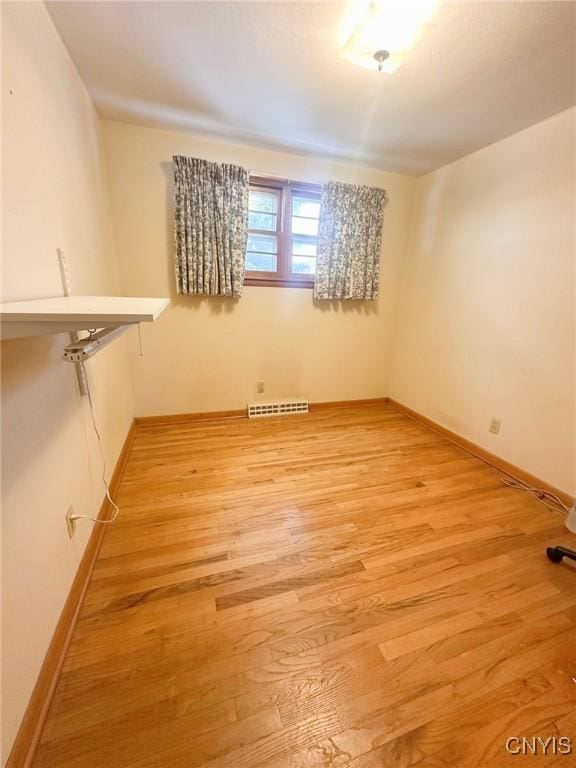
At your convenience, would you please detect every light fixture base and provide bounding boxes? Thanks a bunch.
[373,49,390,72]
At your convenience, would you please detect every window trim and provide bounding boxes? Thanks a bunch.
[244,175,321,288]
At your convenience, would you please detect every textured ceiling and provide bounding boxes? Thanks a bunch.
[47,1,576,175]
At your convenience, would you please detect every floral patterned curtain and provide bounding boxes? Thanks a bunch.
[314,182,388,300]
[173,156,249,296]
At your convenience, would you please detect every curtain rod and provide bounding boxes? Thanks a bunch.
[249,173,386,195]
[248,172,323,189]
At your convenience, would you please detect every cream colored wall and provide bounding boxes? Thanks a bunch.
[1,3,134,760]
[102,120,415,416]
[390,108,576,495]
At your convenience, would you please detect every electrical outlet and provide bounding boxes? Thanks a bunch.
[256,381,264,394]
[66,506,76,538]
[489,418,501,435]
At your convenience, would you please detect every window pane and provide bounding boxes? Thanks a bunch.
[292,237,317,257]
[292,216,319,236]
[247,233,277,253]
[249,211,276,231]
[249,190,277,214]
[292,256,316,275]
[246,252,277,272]
[292,197,320,219]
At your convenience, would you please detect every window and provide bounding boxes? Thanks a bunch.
[245,176,321,287]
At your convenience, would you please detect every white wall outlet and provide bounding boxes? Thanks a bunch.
[256,381,264,394]
[489,418,501,435]
[66,506,76,538]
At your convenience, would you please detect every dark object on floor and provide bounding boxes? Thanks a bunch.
[546,546,576,564]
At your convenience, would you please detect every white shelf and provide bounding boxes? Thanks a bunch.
[0,295,169,339]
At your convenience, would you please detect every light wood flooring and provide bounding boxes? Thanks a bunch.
[34,404,576,768]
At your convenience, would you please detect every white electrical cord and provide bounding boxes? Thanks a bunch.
[501,476,570,516]
[71,363,120,525]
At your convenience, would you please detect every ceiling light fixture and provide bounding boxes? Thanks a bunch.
[373,49,390,72]
[339,0,439,74]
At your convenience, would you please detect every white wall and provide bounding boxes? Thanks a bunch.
[1,3,134,759]
[390,108,576,495]
[102,120,415,416]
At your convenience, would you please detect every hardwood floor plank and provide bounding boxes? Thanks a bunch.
[215,559,366,610]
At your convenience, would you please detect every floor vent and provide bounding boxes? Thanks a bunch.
[247,400,309,419]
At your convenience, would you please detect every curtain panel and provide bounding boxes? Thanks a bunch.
[314,182,388,300]
[173,156,249,296]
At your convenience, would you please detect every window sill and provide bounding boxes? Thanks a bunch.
[244,278,314,289]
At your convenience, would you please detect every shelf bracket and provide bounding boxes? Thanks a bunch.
[63,325,130,363]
